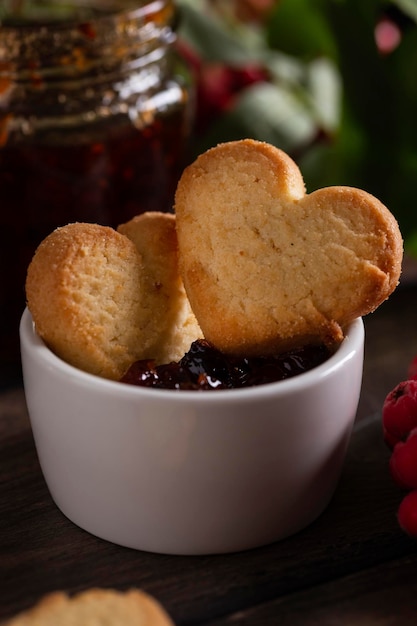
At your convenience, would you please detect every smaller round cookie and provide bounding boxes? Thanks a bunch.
[3,588,175,626]
[26,222,149,380]
[175,139,403,355]
[118,212,202,364]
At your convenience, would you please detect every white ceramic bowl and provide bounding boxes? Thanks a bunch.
[20,308,364,555]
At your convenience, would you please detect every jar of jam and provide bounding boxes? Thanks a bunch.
[0,0,194,385]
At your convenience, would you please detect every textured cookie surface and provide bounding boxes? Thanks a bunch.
[26,223,149,380]
[175,139,403,355]
[118,212,202,364]
[3,588,174,625]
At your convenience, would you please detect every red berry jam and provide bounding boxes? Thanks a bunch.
[121,339,333,391]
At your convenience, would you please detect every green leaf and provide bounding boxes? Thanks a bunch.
[266,0,338,60]
[236,83,318,148]
[193,82,318,156]
[391,0,417,23]
[263,50,306,86]
[405,230,417,258]
[264,55,342,133]
[177,1,266,65]
[304,57,342,132]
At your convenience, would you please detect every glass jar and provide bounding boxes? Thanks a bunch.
[0,0,194,385]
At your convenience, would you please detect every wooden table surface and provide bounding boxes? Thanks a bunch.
[2,281,417,624]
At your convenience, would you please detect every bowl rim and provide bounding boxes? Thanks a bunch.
[20,307,364,403]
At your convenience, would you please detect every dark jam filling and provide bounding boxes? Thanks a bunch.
[120,339,333,391]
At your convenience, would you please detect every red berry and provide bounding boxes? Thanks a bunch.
[384,428,400,450]
[397,490,417,536]
[390,428,417,489]
[382,379,417,449]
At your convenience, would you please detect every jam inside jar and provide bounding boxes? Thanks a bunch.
[0,0,193,383]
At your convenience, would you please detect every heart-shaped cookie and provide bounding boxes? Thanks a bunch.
[174,139,403,355]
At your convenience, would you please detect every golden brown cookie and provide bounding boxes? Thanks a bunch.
[174,139,403,355]
[26,223,149,380]
[3,588,174,625]
[117,212,202,364]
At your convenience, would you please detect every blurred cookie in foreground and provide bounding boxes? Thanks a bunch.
[175,139,403,356]
[3,588,175,625]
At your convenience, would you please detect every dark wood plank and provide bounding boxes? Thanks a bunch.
[204,553,417,625]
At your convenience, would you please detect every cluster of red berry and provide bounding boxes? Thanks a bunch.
[382,356,417,536]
